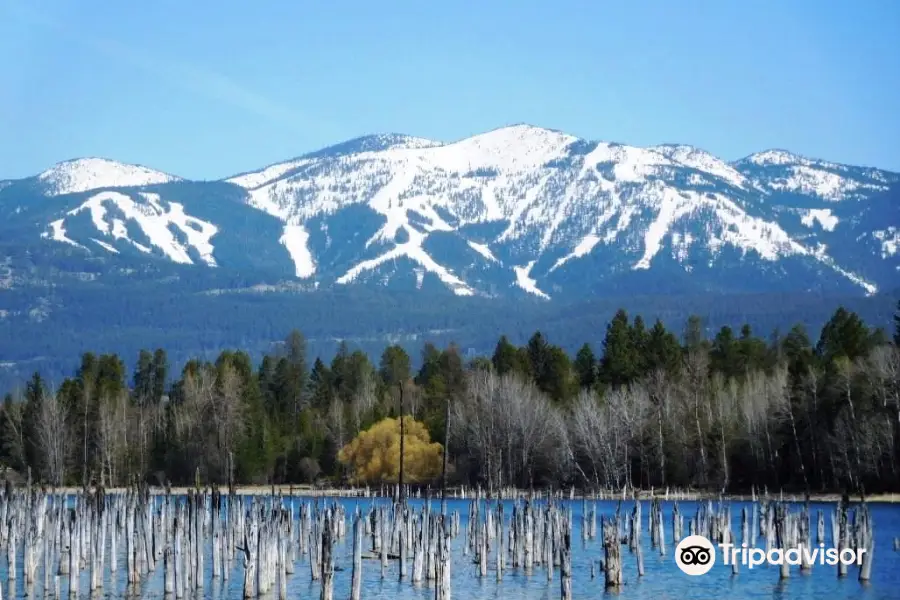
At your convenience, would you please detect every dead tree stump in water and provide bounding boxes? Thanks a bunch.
[602,517,622,589]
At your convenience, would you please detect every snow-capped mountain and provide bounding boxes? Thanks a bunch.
[2,125,898,301]
[37,158,182,196]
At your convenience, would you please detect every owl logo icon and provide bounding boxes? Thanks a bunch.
[675,535,716,575]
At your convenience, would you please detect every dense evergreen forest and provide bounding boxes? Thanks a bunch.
[1,302,899,495]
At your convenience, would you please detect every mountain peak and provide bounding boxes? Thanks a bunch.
[463,123,578,144]
[434,124,580,172]
[742,149,807,167]
[38,157,181,196]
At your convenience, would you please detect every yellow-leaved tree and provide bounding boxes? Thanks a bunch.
[337,416,443,484]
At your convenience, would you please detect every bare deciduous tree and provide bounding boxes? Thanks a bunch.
[37,391,70,486]
[96,390,128,486]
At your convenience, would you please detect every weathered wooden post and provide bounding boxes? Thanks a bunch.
[858,503,873,583]
[602,517,622,589]
[560,526,572,600]
[241,517,257,599]
[350,514,363,600]
[164,545,175,595]
[320,513,334,600]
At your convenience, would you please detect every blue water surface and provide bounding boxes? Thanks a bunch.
[1,496,897,599]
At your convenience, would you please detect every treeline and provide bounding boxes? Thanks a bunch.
[1,303,898,495]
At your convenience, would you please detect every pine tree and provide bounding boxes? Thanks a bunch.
[600,309,639,387]
[151,349,168,403]
[379,345,411,388]
[737,324,768,373]
[526,331,550,385]
[631,315,649,376]
[492,335,525,376]
[816,307,872,364]
[308,358,334,410]
[22,372,45,478]
[0,394,24,471]
[573,343,597,390]
[645,319,681,375]
[781,324,815,380]
[683,314,707,351]
[711,326,737,377]
[415,343,443,388]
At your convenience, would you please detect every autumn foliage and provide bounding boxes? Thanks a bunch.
[338,416,443,484]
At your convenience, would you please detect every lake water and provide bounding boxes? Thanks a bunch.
[1,496,898,599]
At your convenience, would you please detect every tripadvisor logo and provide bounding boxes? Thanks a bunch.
[675,535,716,575]
[675,534,867,575]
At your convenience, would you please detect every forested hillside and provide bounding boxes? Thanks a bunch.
[2,302,898,495]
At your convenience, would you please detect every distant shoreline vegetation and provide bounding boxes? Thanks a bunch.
[1,302,898,498]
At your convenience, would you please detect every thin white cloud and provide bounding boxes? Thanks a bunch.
[2,1,323,133]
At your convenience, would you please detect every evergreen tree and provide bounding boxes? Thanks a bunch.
[0,394,24,471]
[21,372,45,478]
[737,324,768,373]
[816,307,872,364]
[711,326,738,378]
[438,344,466,400]
[526,331,550,382]
[540,345,575,402]
[683,314,707,351]
[492,335,525,376]
[631,315,649,376]
[781,325,815,380]
[600,309,640,387]
[415,343,443,388]
[573,343,597,390]
[133,350,152,403]
[379,345,411,388]
[151,349,168,402]
[283,330,308,370]
[308,358,333,410]
[330,342,352,397]
[645,319,681,375]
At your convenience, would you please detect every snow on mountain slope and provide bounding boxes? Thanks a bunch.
[513,261,549,299]
[22,124,899,299]
[801,209,839,232]
[280,220,316,278]
[336,223,475,296]
[42,219,84,248]
[220,124,894,297]
[467,241,498,262]
[38,158,181,196]
[227,133,443,191]
[41,190,218,265]
[227,160,309,191]
[735,150,896,201]
[425,124,578,172]
[745,149,809,167]
[871,227,899,259]
[651,144,748,189]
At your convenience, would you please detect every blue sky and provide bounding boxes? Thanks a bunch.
[2,0,899,180]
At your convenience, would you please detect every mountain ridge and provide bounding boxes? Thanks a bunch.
[15,125,897,190]
[1,124,898,303]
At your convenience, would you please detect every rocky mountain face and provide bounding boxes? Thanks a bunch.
[2,124,897,301]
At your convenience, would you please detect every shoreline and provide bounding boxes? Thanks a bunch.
[34,485,900,504]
